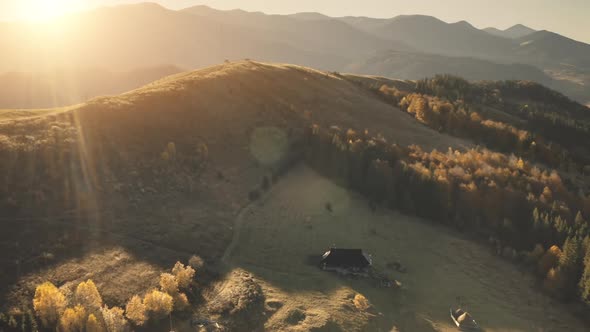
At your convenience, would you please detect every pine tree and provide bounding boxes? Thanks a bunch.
[575,211,588,238]
[558,236,583,299]
[579,242,590,304]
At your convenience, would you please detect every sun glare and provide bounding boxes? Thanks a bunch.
[20,0,73,22]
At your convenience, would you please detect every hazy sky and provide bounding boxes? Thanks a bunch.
[2,0,589,43]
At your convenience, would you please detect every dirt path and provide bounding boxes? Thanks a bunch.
[221,188,274,264]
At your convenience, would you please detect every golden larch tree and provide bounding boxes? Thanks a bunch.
[33,281,66,328]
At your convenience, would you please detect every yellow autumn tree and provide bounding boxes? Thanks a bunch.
[33,282,66,328]
[125,295,146,326]
[75,280,103,312]
[159,273,179,295]
[171,261,195,289]
[86,314,103,332]
[59,305,87,332]
[100,306,127,332]
[143,290,173,319]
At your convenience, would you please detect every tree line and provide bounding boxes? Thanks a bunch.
[305,124,590,304]
[377,75,590,170]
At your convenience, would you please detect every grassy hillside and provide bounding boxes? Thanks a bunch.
[0,61,468,316]
[0,61,589,331]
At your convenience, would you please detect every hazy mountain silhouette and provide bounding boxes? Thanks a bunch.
[1,3,590,105]
[343,15,515,60]
[484,24,536,39]
[346,50,551,83]
[514,30,590,69]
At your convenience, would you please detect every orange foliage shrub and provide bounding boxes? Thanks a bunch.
[538,245,562,277]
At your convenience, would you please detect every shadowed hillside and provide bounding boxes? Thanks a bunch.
[515,30,590,69]
[345,50,552,83]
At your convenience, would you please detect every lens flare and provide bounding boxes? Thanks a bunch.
[20,0,72,21]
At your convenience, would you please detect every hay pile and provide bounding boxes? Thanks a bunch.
[206,269,266,331]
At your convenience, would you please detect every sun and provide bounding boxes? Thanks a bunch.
[20,0,73,22]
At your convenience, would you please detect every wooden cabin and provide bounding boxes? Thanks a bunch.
[320,248,372,275]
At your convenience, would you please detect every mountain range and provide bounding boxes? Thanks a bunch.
[0,2,589,107]
[483,24,537,39]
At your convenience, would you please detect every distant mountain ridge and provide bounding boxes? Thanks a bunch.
[0,2,589,107]
[483,24,537,39]
[346,50,552,83]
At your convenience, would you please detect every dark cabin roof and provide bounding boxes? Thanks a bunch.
[320,248,372,268]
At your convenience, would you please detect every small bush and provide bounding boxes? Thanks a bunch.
[59,305,86,332]
[188,255,204,270]
[531,244,545,261]
[538,245,562,277]
[143,290,173,319]
[33,282,66,328]
[125,295,146,326]
[325,202,333,213]
[353,294,370,311]
[171,262,195,290]
[544,267,565,296]
[75,280,103,312]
